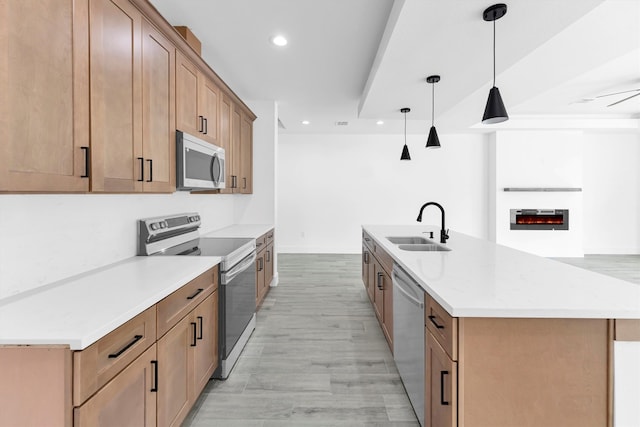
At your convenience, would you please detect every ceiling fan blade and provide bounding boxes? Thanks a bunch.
[607,91,640,107]
[596,88,640,98]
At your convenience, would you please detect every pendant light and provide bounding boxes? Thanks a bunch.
[426,75,441,148]
[482,3,509,124]
[400,108,411,160]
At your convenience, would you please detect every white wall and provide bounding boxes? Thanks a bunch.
[0,100,278,301]
[278,130,640,255]
[583,132,640,254]
[0,193,235,299]
[491,130,585,257]
[277,133,489,253]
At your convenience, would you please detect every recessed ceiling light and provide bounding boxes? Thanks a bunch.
[376,120,384,125]
[271,35,288,47]
[301,120,310,125]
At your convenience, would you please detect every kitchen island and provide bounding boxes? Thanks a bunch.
[363,224,640,427]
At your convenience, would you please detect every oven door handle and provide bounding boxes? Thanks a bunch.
[223,251,257,284]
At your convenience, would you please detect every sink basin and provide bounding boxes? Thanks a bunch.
[398,244,451,252]
[387,236,433,245]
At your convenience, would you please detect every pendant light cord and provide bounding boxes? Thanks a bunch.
[493,18,496,88]
[431,83,435,126]
[404,111,407,144]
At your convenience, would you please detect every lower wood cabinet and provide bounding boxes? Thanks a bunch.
[361,232,393,350]
[425,331,457,427]
[0,266,219,427]
[192,292,218,399]
[423,313,611,427]
[157,313,191,427]
[256,230,275,308]
[157,287,218,427]
[74,344,158,427]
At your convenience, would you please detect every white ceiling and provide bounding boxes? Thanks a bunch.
[149,0,640,135]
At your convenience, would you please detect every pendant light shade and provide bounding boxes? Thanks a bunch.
[400,108,411,160]
[426,75,441,148]
[482,3,509,124]
[482,86,508,124]
[426,126,440,148]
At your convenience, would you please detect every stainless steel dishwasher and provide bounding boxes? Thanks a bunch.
[392,264,425,427]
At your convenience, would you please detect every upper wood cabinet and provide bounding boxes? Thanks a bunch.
[2,0,254,194]
[89,0,142,192]
[218,93,234,193]
[240,112,254,194]
[0,0,90,192]
[175,51,219,146]
[90,0,175,193]
[141,19,176,193]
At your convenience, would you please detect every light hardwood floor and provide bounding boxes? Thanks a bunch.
[184,254,419,426]
[184,253,639,426]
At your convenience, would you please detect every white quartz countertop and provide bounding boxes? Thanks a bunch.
[0,256,221,350]
[364,225,640,319]
[202,224,274,239]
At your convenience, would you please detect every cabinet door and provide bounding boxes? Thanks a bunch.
[0,0,90,192]
[366,254,375,303]
[426,331,457,427]
[218,94,234,193]
[74,344,157,427]
[373,262,384,322]
[362,245,370,290]
[192,292,218,398]
[89,0,142,192]
[382,268,393,348]
[199,78,219,145]
[175,51,200,136]
[265,243,274,287]
[256,251,266,306]
[231,104,242,193]
[157,315,192,427]
[141,19,175,193]
[240,112,253,194]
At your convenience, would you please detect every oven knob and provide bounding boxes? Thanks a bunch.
[150,223,158,230]
[196,215,200,221]
[161,222,168,229]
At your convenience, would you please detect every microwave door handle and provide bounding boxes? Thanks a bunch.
[210,154,220,186]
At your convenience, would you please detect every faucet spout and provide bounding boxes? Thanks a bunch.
[416,202,449,244]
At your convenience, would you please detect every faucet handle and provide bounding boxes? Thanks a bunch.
[442,229,450,242]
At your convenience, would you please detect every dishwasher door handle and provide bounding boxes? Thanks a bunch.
[393,274,424,308]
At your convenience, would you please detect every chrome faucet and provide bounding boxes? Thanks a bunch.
[416,202,449,244]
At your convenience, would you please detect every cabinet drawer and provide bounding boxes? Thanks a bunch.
[615,319,640,341]
[362,231,374,251]
[373,243,393,276]
[266,229,275,245]
[256,232,268,253]
[425,295,458,360]
[73,305,156,406]
[157,267,217,338]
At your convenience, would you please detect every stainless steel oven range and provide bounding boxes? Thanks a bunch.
[138,212,256,379]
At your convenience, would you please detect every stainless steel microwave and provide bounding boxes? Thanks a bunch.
[176,130,225,190]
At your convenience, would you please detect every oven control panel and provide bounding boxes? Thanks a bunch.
[137,213,202,255]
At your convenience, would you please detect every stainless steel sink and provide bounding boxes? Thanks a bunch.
[398,243,451,252]
[387,236,433,245]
